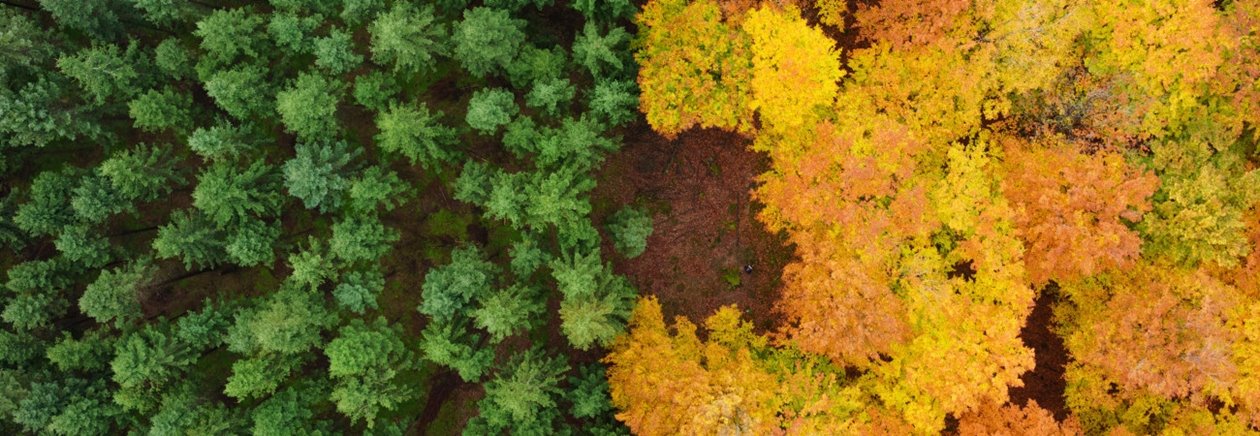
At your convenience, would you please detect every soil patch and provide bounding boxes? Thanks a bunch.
[593,126,793,332]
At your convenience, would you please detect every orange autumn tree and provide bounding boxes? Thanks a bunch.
[1002,138,1159,285]
[635,0,754,137]
[957,401,1082,436]
[1056,264,1247,433]
[754,117,927,368]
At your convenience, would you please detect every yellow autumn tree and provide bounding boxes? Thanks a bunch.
[635,0,754,137]
[604,296,868,435]
[742,5,841,133]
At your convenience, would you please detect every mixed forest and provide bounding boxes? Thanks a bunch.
[1,0,1259,434]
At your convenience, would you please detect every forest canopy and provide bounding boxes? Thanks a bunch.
[1,0,1259,435]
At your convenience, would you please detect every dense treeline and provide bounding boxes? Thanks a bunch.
[611,0,1260,434]
[1,0,647,433]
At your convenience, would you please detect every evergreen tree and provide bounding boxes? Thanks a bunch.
[368,4,447,75]
[375,102,457,168]
[79,260,155,327]
[452,7,526,78]
[276,72,344,140]
[283,140,360,212]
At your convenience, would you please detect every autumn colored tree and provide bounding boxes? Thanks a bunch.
[742,5,840,132]
[957,401,1082,436]
[1002,139,1159,284]
[635,0,754,136]
[1057,263,1245,433]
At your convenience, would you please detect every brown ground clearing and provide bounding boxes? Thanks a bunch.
[593,126,794,333]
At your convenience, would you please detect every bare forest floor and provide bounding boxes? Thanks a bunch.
[592,126,794,333]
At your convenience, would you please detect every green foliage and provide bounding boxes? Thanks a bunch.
[330,215,400,263]
[353,71,400,111]
[471,348,569,432]
[57,44,141,104]
[54,225,111,268]
[111,326,194,412]
[466,87,518,134]
[6,257,76,294]
[551,250,635,349]
[147,381,245,434]
[47,331,115,372]
[152,209,228,270]
[326,318,416,427]
[453,161,494,205]
[131,0,200,26]
[1141,143,1260,267]
[70,173,129,225]
[276,72,344,140]
[0,191,26,250]
[187,121,256,161]
[252,383,332,435]
[568,364,616,419]
[335,268,385,313]
[510,234,551,277]
[526,77,576,116]
[502,116,542,158]
[560,287,634,350]
[314,28,364,74]
[39,0,124,37]
[369,4,447,75]
[606,206,653,258]
[524,166,598,230]
[79,260,155,327]
[419,245,498,319]
[227,284,336,355]
[283,140,361,212]
[193,159,283,226]
[484,0,554,12]
[506,45,568,89]
[472,284,545,343]
[130,87,194,133]
[203,65,273,120]
[14,168,81,237]
[0,78,102,150]
[286,240,336,289]
[587,78,639,127]
[225,218,280,267]
[154,38,195,79]
[535,117,617,170]
[573,22,630,77]
[452,7,526,78]
[571,0,636,23]
[375,102,457,168]
[224,353,303,400]
[2,292,60,331]
[340,0,385,25]
[196,8,268,65]
[419,319,494,382]
[348,166,408,213]
[267,12,320,54]
[98,143,185,203]
[175,301,232,350]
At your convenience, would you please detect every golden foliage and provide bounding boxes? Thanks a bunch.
[743,5,841,133]
[636,0,754,137]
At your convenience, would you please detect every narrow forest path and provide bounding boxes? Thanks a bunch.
[1008,285,1070,419]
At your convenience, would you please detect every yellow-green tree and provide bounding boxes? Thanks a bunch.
[742,5,840,133]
